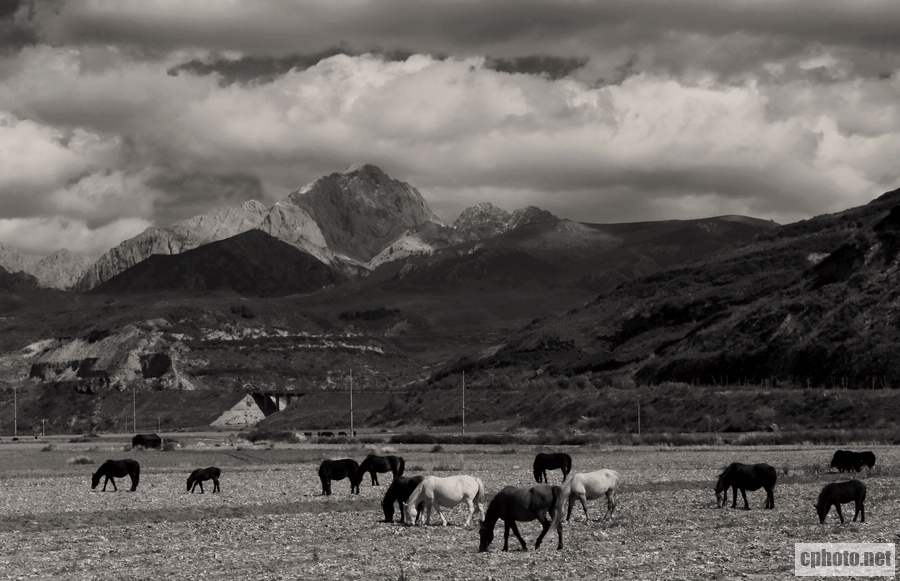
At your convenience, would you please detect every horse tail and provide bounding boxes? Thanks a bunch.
[132,463,140,491]
[474,477,486,518]
[397,456,405,476]
[549,484,565,526]
[564,454,572,476]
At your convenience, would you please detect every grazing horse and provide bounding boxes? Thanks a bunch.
[816,480,866,524]
[91,459,140,492]
[561,469,620,522]
[359,454,405,486]
[533,453,572,483]
[187,467,221,493]
[318,459,360,495]
[479,484,565,552]
[715,463,776,509]
[382,475,426,523]
[830,450,876,473]
[405,475,485,527]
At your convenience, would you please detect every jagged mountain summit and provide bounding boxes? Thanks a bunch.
[76,165,442,289]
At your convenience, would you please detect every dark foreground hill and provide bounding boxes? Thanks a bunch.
[94,230,346,297]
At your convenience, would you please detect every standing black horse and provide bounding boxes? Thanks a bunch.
[318,459,360,495]
[187,467,221,493]
[830,450,876,472]
[382,475,425,523]
[533,453,572,483]
[715,463,776,509]
[816,480,866,524]
[479,484,565,552]
[91,459,140,492]
[359,454,405,486]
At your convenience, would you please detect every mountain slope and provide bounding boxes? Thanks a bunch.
[472,188,900,388]
[76,200,269,290]
[94,230,345,297]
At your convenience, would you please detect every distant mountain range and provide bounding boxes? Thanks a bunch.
[0,163,777,297]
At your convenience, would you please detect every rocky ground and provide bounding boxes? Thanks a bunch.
[0,439,896,580]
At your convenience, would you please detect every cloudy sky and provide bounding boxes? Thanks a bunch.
[2,0,900,259]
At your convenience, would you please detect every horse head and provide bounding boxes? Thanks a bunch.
[477,518,493,552]
[714,471,728,508]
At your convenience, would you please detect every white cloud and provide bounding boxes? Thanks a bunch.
[0,216,152,259]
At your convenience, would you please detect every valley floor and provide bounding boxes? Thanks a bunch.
[0,440,897,580]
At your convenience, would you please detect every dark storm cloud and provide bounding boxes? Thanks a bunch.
[0,0,39,53]
[484,55,588,80]
[167,47,418,86]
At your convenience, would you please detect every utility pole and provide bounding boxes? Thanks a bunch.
[462,371,466,435]
[42,419,45,438]
[349,371,354,437]
[13,385,17,438]
[132,385,136,434]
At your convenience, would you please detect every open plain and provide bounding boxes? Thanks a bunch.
[0,436,898,581]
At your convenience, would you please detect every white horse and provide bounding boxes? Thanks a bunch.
[561,469,620,522]
[405,475,486,527]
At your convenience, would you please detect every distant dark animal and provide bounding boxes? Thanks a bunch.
[131,433,161,449]
[715,463,776,509]
[830,450,876,473]
[359,454,405,486]
[382,475,425,523]
[318,431,334,438]
[91,459,140,492]
[405,475,486,527]
[303,432,312,438]
[338,431,347,436]
[187,467,221,493]
[816,480,866,524]
[533,453,572,483]
[479,484,565,552]
[318,459,360,495]
[561,469,620,522]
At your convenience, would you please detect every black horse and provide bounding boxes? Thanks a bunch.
[382,475,426,523]
[532,453,572,483]
[479,484,565,552]
[318,459,360,495]
[816,480,866,524]
[830,450,876,473]
[359,454,405,486]
[714,462,776,509]
[91,459,140,492]
[187,467,221,493]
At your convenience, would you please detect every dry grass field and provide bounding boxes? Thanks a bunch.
[0,436,898,580]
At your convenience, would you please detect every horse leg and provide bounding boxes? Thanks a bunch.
[198,481,204,494]
[605,488,617,520]
[213,478,220,493]
[578,493,589,523]
[509,521,528,551]
[502,522,512,551]
[534,516,551,550]
[834,503,845,524]
[858,500,865,523]
[434,504,448,526]
[464,497,475,527]
[740,488,749,510]
[765,486,774,509]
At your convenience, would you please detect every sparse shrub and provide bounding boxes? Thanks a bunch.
[162,440,180,451]
[67,456,93,465]
[431,445,444,453]
[41,444,55,452]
